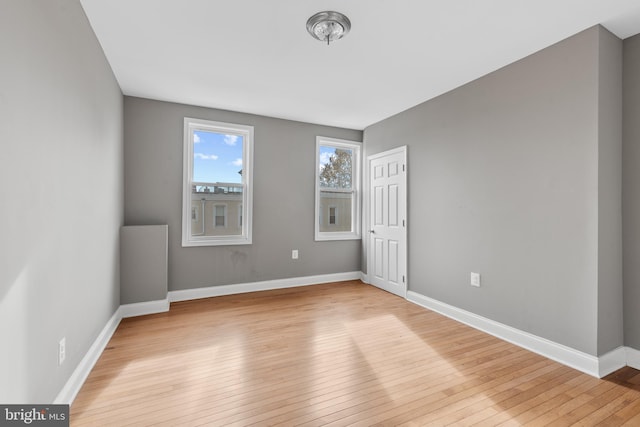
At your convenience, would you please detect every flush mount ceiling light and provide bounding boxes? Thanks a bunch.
[306,11,351,45]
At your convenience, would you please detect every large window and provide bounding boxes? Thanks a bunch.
[182,118,253,246]
[315,136,361,241]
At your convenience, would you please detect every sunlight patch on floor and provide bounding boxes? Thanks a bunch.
[345,314,465,399]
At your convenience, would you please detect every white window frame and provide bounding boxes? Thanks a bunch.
[182,117,253,246]
[315,136,361,241]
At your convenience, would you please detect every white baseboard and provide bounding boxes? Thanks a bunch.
[169,271,361,302]
[54,307,123,405]
[359,272,369,284]
[627,347,640,370]
[598,347,627,377]
[407,291,604,377]
[120,299,170,318]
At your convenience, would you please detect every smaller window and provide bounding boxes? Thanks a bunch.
[315,136,361,241]
[214,205,227,227]
[329,206,337,225]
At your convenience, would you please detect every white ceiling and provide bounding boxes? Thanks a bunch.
[80,0,640,130]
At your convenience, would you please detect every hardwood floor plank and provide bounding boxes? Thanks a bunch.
[69,281,640,426]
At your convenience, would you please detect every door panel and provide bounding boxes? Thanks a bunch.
[388,184,398,227]
[368,147,407,297]
[388,240,399,283]
[389,161,399,176]
[374,237,384,278]
[374,186,384,226]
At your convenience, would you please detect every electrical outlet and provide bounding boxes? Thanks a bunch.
[59,337,66,366]
[292,249,299,260]
[470,272,481,288]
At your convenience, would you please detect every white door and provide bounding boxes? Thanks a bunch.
[368,146,407,297]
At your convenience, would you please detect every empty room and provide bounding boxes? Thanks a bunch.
[4,0,640,425]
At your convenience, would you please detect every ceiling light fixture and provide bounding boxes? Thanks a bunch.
[306,11,351,45]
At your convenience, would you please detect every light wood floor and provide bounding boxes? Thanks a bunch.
[71,281,640,426]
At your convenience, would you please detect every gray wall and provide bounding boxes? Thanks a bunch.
[597,29,624,355]
[623,33,640,350]
[364,26,622,356]
[124,97,362,291]
[0,0,123,403]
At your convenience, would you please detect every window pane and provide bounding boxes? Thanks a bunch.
[193,130,243,184]
[191,130,242,237]
[319,190,352,232]
[319,146,352,189]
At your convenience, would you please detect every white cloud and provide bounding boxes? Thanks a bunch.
[232,158,243,167]
[194,134,201,143]
[319,152,333,166]
[224,135,239,146]
[194,153,218,160]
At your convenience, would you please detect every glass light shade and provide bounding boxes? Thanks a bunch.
[306,11,351,45]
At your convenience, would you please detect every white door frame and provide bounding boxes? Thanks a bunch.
[364,146,408,297]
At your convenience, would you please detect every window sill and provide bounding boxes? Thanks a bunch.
[315,233,361,242]
[182,237,252,247]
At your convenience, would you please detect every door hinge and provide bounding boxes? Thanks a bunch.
[402,275,405,283]
[403,219,405,227]
[403,164,405,172]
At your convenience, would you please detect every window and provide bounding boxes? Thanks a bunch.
[329,206,337,225]
[182,118,253,246]
[315,136,361,240]
[214,205,227,227]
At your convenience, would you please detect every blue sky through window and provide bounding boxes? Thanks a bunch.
[193,130,243,183]
[319,145,337,171]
